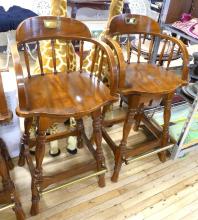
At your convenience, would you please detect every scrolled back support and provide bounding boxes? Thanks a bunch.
[101,36,126,89]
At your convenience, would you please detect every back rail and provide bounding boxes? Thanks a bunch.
[90,45,99,76]
[148,35,154,63]
[79,40,84,73]
[167,42,176,69]
[51,39,57,74]
[137,34,142,63]
[98,50,104,82]
[36,41,44,75]
[23,43,31,77]
[126,34,131,64]
[158,39,168,66]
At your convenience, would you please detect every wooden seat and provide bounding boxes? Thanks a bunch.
[9,16,118,215]
[0,71,25,220]
[19,71,113,117]
[121,63,184,94]
[102,14,189,182]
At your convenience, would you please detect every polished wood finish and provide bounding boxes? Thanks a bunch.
[108,14,161,35]
[120,63,185,95]
[0,71,25,220]
[102,14,189,182]
[1,130,198,220]
[68,0,130,18]
[9,16,118,216]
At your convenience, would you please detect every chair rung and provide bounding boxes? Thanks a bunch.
[29,128,77,147]
[41,169,107,195]
[125,144,174,164]
[0,203,15,212]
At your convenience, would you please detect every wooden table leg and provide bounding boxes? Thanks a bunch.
[71,3,78,18]
[123,2,131,13]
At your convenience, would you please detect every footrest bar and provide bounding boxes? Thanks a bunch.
[0,203,14,212]
[125,144,174,164]
[41,169,107,195]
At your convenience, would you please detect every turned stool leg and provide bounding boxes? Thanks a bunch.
[0,152,25,220]
[76,118,84,149]
[12,189,26,220]
[112,108,135,182]
[134,103,144,132]
[18,117,33,166]
[0,138,14,170]
[158,93,173,162]
[92,109,106,187]
[30,119,46,216]
[112,96,140,182]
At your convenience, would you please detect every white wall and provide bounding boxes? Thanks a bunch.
[0,0,33,11]
[0,0,51,14]
[0,0,158,19]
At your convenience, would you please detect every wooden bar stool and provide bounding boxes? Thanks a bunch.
[9,16,118,215]
[0,71,25,220]
[102,14,189,182]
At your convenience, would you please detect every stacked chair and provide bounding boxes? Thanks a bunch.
[102,14,189,182]
[9,16,118,215]
[0,71,25,220]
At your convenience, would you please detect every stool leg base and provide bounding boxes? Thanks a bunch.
[98,174,105,187]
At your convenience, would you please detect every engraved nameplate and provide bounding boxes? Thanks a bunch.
[125,17,137,25]
[44,20,59,29]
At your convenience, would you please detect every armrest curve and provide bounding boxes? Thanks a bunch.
[101,35,126,89]
[89,38,120,96]
[8,33,28,110]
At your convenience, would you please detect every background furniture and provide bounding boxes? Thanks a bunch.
[158,0,198,158]
[0,6,37,71]
[0,71,25,220]
[152,98,198,159]
[0,0,51,71]
[68,0,130,18]
[160,0,198,43]
[102,14,189,182]
[160,0,198,25]
[9,16,118,215]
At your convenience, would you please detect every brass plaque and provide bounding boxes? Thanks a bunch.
[125,17,137,25]
[44,20,59,29]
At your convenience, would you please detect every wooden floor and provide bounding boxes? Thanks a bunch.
[1,121,198,220]
[1,49,198,220]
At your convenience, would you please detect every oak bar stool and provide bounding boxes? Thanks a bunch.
[9,16,118,215]
[102,14,189,182]
[0,71,25,220]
